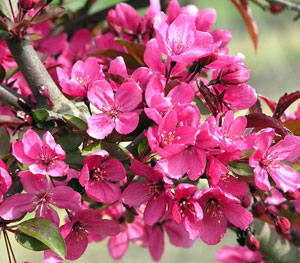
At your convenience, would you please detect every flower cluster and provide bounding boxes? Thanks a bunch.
[0,0,300,262]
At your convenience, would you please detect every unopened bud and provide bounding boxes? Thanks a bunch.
[252,201,265,217]
[217,64,250,86]
[198,52,218,67]
[276,216,291,235]
[269,4,285,14]
[246,233,260,251]
[241,195,251,208]
[19,0,33,10]
[285,189,300,200]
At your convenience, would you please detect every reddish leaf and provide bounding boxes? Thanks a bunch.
[0,115,24,126]
[249,98,262,114]
[273,91,300,119]
[283,120,300,136]
[115,38,146,66]
[32,5,65,24]
[259,94,277,113]
[246,113,290,137]
[87,49,142,69]
[231,0,258,52]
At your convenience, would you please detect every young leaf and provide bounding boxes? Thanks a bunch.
[82,140,102,156]
[17,218,66,259]
[273,91,300,119]
[228,161,254,177]
[15,231,49,251]
[231,0,258,52]
[56,133,82,153]
[32,109,49,123]
[64,114,88,131]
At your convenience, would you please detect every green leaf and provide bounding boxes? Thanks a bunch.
[56,133,82,153]
[65,150,84,169]
[101,141,130,161]
[0,127,10,158]
[228,161,254,176]
[32,5,65,24]
[137,138,148,154]
[64,114,88,131]
[82,140,102,156]
[25,33,43,41]
[0,63,5,84]
[33,109,49,123]
[15,231,49,251]
[17,218,66,259]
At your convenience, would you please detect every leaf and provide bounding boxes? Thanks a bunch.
[32,5,65,24]
[65,150,84,169]
[115,38,146,66]
[0,63,5,83]
[56,133,82,153]
[246,113,290,137]
[17,218,66,259]
[63,114,88,131]
[0,126,10,158]
[32,109,49,123]
[25,33,43,41]
[1,0,19,22]
[87,49,142,69]
[101,141,130,161]
[82,140,102,156]
[0,115,24,126]
[228,161,254,177]
[283,120,300,136]
[15,231,49,251]
[273,91,300,119]
[231,0,258,52]
[137,138,148,154]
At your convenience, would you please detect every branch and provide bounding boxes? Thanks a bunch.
[0,84,30,110]
[5,38,86,118]
[253,219,300,263]
[256,0,300,13]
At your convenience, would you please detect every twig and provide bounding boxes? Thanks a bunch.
[264,0,300,13]
[0,84,29,110]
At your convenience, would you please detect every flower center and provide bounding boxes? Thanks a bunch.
[161,130,181,146]
[91,165,106,181]
[75,76,90,87]
[39,146,58,166]
[146,182,164,198]
[179,198,195,217]
[72,221,88,242]
[205,199,223,224]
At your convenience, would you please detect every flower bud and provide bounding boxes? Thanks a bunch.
[269,4,285,14]
[276,216,291,235]
[217,64,250,86]
[19,0,33,10]
[246,233,260,251]
[241,195,251,208]
[252,201,265,217]
[285,189,300,200]
[198,52,218,67]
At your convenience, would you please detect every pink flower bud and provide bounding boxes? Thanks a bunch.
[269,4,284,14]
[241,195,251,208]
[252,201,265,217]
[19,0,34,10]
[246,233,260,251]
[218,64,250,85]
[286,189,300,200]
[198,52,218,67]
[276,216,291,234]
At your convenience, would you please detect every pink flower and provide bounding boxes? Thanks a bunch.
[216,245,263,263]
[61,209,121,260]
[146,110,198,159]
[79,150,126,204]
[12,129,69,177]
[0,160,12,202]
[0,171,81,225]
[154,13,215,64]
[249,129,300,192]
[57,57,103,98]
[122,159,168,225]
[87,79,142,139]
[215,64,250,86]
[171,184,203,239]
[195,188,253,244]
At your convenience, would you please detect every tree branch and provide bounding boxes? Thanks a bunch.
[255,0,300,13]
[5,38,86,118]
[0,84,29,110]
[253,219,300,263]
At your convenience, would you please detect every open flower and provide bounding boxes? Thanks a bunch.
[12,129,68,177]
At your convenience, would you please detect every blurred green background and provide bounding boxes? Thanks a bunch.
[1,0,300,262]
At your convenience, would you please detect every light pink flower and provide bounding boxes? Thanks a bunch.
[12,129,69,177]
[87,79,142,139]
[249,128,300,192]
[0,171,81,225]
[79,150,126,204]
[195,188,253,244]
[0,160,12,202]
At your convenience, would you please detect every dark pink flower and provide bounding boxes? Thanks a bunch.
[122,159,168,225]
[215,64,250,86]
[171,184,203,239]
[12,129,69,177]
[0,171,81,225]
[195,188,253,244]
[249,128,300,192]
[61,209,121,260]
[216,245,263,263]
[0,160,12,202]
[57,57,103,98]
[87,80,142,139]
[79,150,126,204]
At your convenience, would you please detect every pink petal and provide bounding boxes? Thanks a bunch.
[116,81,142,112]
[108,232,129,260]
[144,194,166,225]
[35,205,60,226]
[22,129,42,160]
[51,186,81,211]
[254,166,271,191]
[122,182,151,207]
[196,8,216,31]
[19,171,49,194]
[222,203,253,230]
[47,160,69,178]
[0,194,34,220]
[65,229,88,260]
[103,159,126,181]
[108,56,128,78]
[146,225,164,261]
[86,180,121,204]
[175,183,197,200]
[12,141,34,165]
[115,112,139,134]
[87,113,115,139]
